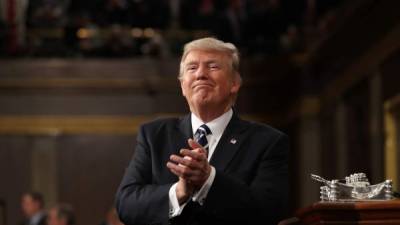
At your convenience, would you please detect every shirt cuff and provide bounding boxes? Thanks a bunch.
[192,166,216,205]
[168,183,189,218]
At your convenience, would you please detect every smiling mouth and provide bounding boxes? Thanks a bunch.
[193,83,213,89]
[196,84,212,88]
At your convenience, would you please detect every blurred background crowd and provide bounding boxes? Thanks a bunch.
[0,0,343,57]
[19,192,122,225]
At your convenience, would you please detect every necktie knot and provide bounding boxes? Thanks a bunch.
[194,124,211,149]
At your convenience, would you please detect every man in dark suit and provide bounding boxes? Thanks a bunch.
[47,204,76,225]
[116,37,289,225]
[20,192,47,225]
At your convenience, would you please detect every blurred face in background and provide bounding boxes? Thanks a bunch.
[47,208,66,225]
[21,194,41,218]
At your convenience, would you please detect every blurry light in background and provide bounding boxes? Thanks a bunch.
[76,28,96,39]
[131,28,143,38]
[143,28,155,38]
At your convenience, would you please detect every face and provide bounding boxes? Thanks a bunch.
[180,49,241,111]
[21,195,41,218]
[47,208,66,225]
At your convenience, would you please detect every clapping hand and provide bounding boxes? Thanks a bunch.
[167,139,211,204]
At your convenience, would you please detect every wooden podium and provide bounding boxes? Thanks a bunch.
[291,200,400,225]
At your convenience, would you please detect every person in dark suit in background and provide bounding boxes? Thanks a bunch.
[20,192,47,225]
[47,204,75,225]
[116,37,289,225]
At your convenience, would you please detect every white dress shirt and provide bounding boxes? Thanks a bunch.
[30,211,45,225]
[168,109,233,217]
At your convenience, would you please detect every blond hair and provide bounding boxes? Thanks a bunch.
[178,37,241,82]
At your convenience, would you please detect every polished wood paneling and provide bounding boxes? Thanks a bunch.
[0,136,32,225]
[57,135,135,225]
[0,115,173,135]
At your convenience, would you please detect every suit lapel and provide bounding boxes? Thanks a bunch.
[175,114,193,152]
[165,114,192,181]
[210,113,248,172]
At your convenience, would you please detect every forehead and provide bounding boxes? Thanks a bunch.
[183,49,228,63]
[22,195,33,201]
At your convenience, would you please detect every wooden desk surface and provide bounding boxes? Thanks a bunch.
[295,200,400,225]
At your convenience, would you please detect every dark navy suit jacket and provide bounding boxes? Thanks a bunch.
[116,112,289,225]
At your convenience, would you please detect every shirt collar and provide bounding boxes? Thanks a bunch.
[191,108,233,138]
[30,211,45,225]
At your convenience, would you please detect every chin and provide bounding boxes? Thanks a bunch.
[193,92,211,102]
[192,97,212,107]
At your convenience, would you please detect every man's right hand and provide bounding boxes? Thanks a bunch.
[167,153,196,205]
[167,139,211,205]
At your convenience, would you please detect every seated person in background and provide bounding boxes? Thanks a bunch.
[20,192,47,225]
[100,207,124,225]
[47,204,76,225]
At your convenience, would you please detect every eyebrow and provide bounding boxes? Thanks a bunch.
[185,61,198,66]
[185,59,220,66]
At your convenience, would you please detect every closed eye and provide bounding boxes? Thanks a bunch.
[208,63,220,70]
[186,64,198,72]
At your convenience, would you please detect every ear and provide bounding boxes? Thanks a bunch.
[230,74,241,94]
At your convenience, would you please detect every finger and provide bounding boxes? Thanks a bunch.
[167,162,200,178]
[169,154,191,164]
[170,155,202,169]
[188,139,207,156]
[167,162,181,177]
[167,162,187,177]
[180,149,206,161]
[188,138,203,149]
[191,148,207,156]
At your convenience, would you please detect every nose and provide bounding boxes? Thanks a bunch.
[194,64,208,80]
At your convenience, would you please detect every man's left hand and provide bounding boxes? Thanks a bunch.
[167,139,211,189]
